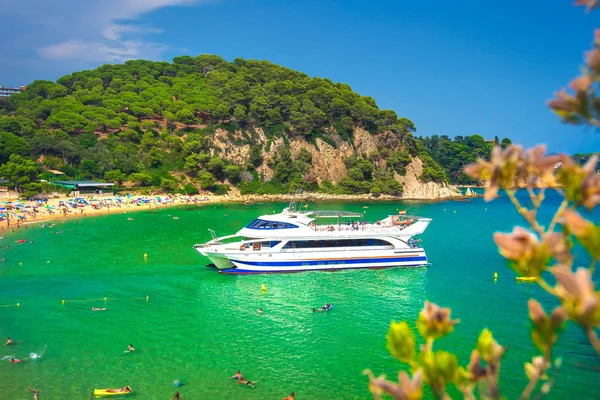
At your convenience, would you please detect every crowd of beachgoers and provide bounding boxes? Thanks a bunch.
[0,194,210,233]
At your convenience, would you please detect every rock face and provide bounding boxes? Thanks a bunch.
[395,158,463,200]
[207,126,462,200]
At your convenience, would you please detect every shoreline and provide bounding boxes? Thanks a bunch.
[0,192,476,234]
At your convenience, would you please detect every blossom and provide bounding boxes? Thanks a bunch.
[563,210,593,236]
[416,301,459,339]
[364,369,423,400]
[467,349,486,381]
[587,48,600,73]
[557,155,600,210]
[551,266,597,324]
[518,145,562,186]
[575,0,600,13]
[476,329,505,364]
[524,356,548,381]
[464,145,523,201]
[580,156,600,210]
[569,75,593,92]
[494,227,539,261]
[493,228,550,276]
[527,299,566,351]
[547,90,581,114]
[543,232,572,265]
[528,299,546,325]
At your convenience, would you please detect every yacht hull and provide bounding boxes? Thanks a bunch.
[217,250,427,274]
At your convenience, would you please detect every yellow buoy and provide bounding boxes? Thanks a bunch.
[16,303,20,307]
[494,272,498,279]
[261,284,266,292]
[454,210,456,213]
[62,300,65,304]
[47,261,50,263]
[144,253,148,258]
[19,262,22,266]
[103,297,107,301]
[146,296,149,302]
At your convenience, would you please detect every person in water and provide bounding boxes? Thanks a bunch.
[28,387,40,400]
[231,370,255,388]
[106,386,131,393]
[127,344,135,352]
[172,391,181,399]
[312,303,333,312]
[92,307,106,311]
[283,392,295,400]
[258,308,263,315]
[5,337,12,345]
[9,358,20,363]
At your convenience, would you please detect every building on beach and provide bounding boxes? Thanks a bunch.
[51,180,115,196]
[0,85,26,97]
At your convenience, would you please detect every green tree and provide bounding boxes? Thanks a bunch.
[0,154,37,190]
[104,169,126,184]
[0,131,31,164]
[198,170,216,189]
[147,146,163,167]
[501,137,512,149]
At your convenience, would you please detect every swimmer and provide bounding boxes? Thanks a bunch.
[231,370,255,388]
[91,307,106,311]
[236,377,255,388]
[5,337,12,346]
[28,388,40,400]
[106,386,131,393]
[172,391,181,400]
[283,392,296,400]
[258,308,263,315]
[9,358,20,363]
[127,344,135,352]
[231,370,244,380]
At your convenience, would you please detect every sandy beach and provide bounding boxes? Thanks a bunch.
[0,190,473,235]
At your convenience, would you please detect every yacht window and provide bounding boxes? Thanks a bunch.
[245,219,299,229]
[283,239,391,249]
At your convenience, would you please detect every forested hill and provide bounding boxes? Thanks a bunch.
[0,55,504,197]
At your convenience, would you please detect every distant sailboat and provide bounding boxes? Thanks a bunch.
[465,188,473,197]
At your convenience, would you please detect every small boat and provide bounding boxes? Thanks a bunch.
[93,387,132,396]
[516,276,538,282]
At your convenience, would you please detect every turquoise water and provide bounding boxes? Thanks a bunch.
[1,192,598,399]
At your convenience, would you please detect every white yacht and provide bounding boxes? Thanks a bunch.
[194,202,431,274]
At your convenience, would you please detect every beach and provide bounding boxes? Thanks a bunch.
[0,190,476,234]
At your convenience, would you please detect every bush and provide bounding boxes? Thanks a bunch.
[213,184,230,195]
[183,183,199,195]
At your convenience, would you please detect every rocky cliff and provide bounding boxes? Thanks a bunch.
[208,126,462,200]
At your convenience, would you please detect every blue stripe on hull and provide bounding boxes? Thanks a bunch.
[219,264,427,274]
[229,256,427,267]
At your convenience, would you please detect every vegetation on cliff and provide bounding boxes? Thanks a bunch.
[0,55,503,197]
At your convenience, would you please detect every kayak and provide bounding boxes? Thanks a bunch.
[516,276,538,282]
[93,388,132,396]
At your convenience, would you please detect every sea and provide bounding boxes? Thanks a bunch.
[0,190,598,400]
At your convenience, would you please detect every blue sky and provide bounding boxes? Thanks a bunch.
[0,0,598,153]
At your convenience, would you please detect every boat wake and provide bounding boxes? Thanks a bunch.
[2,355,15,360]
